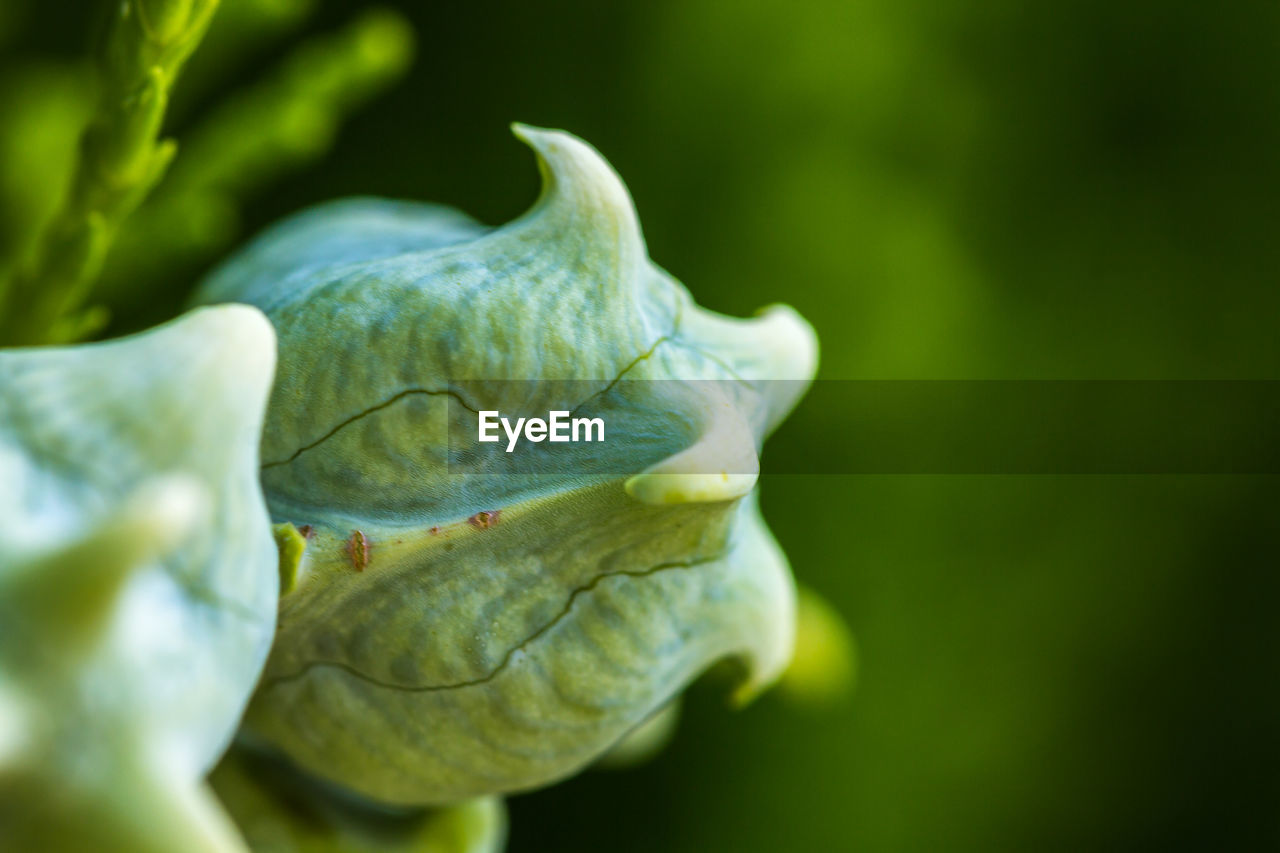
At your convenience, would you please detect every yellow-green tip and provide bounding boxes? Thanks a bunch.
[778,585,857,707]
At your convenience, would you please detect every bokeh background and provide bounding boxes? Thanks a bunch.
[3,1,1278,849]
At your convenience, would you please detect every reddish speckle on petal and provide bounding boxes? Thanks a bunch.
[347,530,370,571]
[429,526,440,536]
[468,510,500,530]
[298,524,314,539]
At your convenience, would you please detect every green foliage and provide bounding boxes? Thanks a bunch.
[0,0,219,345]
[98,8,414,326]
[0,0,414,346]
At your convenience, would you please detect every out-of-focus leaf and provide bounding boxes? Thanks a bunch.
[99,8,415,324]
[777,584,857,707]
[0,0,222,345]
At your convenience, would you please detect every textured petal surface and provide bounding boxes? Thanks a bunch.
[0,305,278,850]
[195,126,816,805]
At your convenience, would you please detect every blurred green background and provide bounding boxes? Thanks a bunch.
[3,0,1278,849]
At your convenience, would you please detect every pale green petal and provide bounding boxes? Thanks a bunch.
[246,493,793,804]
[0,304,279,850]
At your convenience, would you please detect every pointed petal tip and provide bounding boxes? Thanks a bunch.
[625,392,761,505]
[509,120,540,140]
[741,303,819,435]
[183,303,278,380]
[509,121,565,148]
[508,123,640,234]
[752,303,820,384]
[624,471,759,506]
[675,301,818,427]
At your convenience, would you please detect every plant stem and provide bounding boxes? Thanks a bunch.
[0,0,220,346]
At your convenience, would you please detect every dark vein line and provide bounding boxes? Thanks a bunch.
[667,336,757,388]
[568,331,673,418]
[258,549,725,695]
[261,387,481,469]
[261,316,680,471]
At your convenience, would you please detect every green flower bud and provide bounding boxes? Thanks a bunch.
[196,125,817,806]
